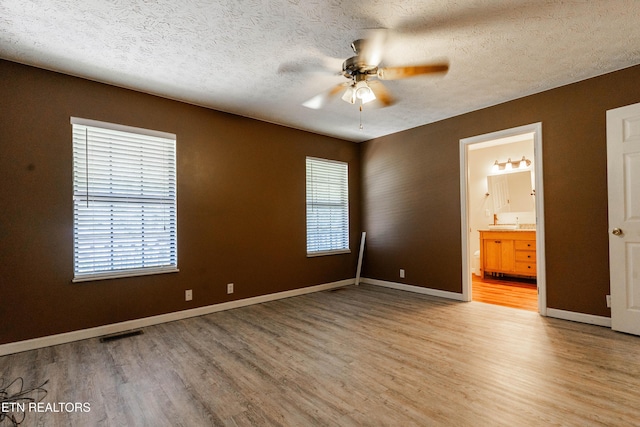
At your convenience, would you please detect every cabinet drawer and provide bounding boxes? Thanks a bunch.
[515,240,536,250]
[515,261,536,275]
[515,250,536,262]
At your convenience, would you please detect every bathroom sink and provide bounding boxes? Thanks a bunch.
[487,224,518,230]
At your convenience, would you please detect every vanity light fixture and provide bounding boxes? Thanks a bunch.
[491,156,531,172]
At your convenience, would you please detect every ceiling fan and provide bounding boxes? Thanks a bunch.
[301,31,449,110]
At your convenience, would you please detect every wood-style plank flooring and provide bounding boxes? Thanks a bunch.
[472,274,538,311]
[2,284,640,426]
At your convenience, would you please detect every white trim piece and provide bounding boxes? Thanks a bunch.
[72,267,179,283]
[306,249,351,258]
[0,279,354,356]
[532,124,547,316]
[546,308,612,328]
[459,136,472,302]
[70,116,176,140]
[355,231,366,285]
[361,277,465,301]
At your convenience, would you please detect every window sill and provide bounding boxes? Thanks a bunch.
[73,267,179,283]
[307,249,351,258]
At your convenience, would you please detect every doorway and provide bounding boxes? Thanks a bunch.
[459,123,546,314]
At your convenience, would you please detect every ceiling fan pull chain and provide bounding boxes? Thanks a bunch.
[359,102,363,130]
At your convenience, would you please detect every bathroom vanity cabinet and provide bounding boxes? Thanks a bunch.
[479,230,536,278]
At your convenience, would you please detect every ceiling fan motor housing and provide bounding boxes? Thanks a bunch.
[342,56,377,78]
[342,38,379,78]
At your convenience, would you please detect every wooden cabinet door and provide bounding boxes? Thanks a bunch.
[500,240,515,272]
[484,239,514,272]
[484,240,502,271]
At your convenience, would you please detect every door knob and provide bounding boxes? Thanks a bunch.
[612,228,623,236]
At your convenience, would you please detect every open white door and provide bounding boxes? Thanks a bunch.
[607,102,640,335]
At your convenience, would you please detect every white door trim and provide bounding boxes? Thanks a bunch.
[459,122,547,315]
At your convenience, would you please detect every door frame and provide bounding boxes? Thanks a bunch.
[459,122,547,315]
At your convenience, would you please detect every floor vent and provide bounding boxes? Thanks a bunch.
[99,330,144,343]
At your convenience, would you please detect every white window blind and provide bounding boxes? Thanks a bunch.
[306,157,350,256]
[71,118,177,281]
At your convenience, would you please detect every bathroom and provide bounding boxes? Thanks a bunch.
[466,132,537,309]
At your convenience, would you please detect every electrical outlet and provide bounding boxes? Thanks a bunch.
[400,269,405,279]
[185,289,193,301]
[606,294,611,308]
[227,283,234,294]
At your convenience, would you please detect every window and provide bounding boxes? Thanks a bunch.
[71,118,177,282]
[306,157,349,256]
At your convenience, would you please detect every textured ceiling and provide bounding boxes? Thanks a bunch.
[1,0,640,142]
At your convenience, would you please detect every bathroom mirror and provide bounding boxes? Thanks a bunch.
[488,171,534,213]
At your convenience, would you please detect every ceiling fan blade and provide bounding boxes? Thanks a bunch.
[278,56,343,75]
[394,3,551,36]
[302,83,348,109]
[368,81,395,107]
[377,63,449,80]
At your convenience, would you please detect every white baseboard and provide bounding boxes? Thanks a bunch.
[3,278,612,356]
[360,279,612,328]
[546,308,612,328]
[0,279,354,356]
[360,277,465,301]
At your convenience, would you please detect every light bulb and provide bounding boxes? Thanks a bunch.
[505,158,513,170]
[354,81,376,104]
[519,156,528,169]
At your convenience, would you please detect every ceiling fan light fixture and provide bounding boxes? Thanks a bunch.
[355,81,376,104]
[342,81,376,105]
[341,86,356,104]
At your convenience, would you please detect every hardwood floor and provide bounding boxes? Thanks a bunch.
[472,274,538,311]
[2,284,640,426]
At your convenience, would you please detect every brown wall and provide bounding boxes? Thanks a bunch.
[3,58,640,346]
[0,60,361,344]
[361,64,640,317]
